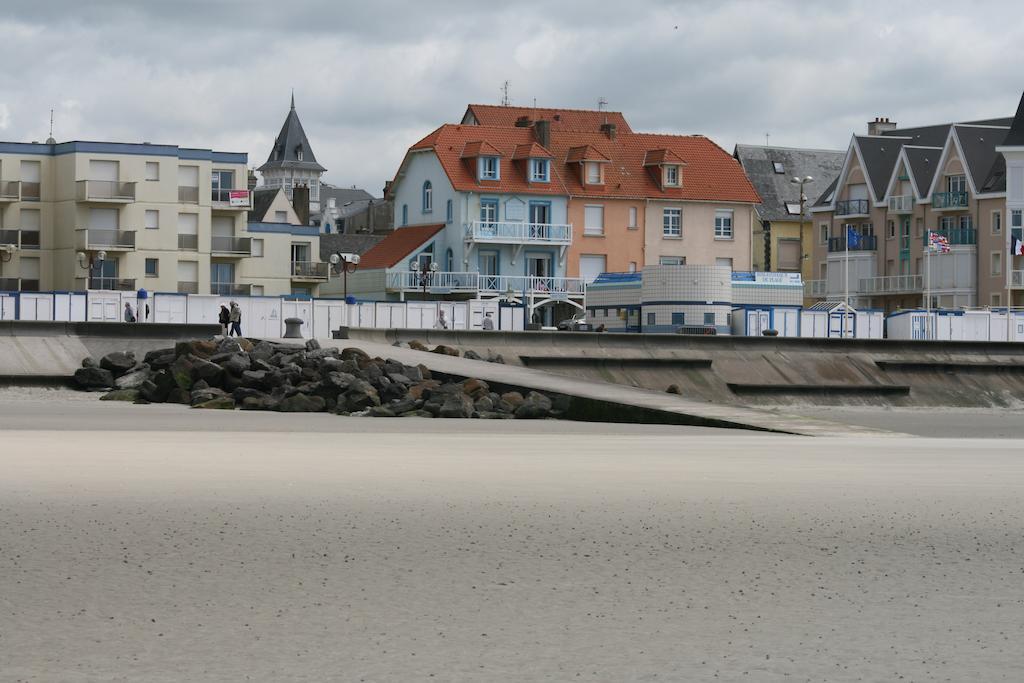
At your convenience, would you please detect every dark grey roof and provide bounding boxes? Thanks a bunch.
[734,145,845,222]
[903,147,942,197]
[954,124,1010,192]
[257,94,326,173]
[319,233,385,262]
[980,155,1006,193]
[320,185,375,206]
[880,118,1012,146]
[249,188,279,222]
[813,176,839,207]
[1003,92,1024,147]
[855,136,907,200]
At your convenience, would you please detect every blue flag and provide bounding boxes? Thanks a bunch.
[846,226,861,249]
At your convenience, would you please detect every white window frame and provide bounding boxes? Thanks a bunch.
[714,209,734,240]
[663,207,681,238]
[991,251,1002,277]
[992,210,1002,236]
[145,161,160,181]
[664,165,680,187]
[145,209,159,230]
[583,204,605,236]
[819,223,828,245]
[659,256,685,265]
[628,206,638,229]
[585,162,602,184]
[252,238,264,257]
[274,210,288,223]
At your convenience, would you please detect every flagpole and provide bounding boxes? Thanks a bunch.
[924,238,930,340]
[844,228,849,338]
[1007,224,1012,343]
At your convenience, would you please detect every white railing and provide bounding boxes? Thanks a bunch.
[465,221,572,245]
[482,274,585,295]
[804,279,826,297]
[888,195,913,213]
[859,274,923,294]
[386,270,585,296]
[1012,270,1024,288]
[386,270,480,292]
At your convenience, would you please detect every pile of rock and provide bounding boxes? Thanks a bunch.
[399,340,505,364]
[73,338,561,419]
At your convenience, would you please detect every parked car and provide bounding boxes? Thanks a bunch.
[557,314,591,331]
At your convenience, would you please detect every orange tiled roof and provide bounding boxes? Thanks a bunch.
[643,148,687,166]
[459,140,503,158]
[464,104,633,133]
[358,224,445,269]
[512,142,553,160]
[566,145,611,163]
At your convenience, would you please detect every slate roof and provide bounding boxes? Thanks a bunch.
[903,146,942,196]
[248,189,280,222]
[734,144,845,222]
[357,224,445,269]
[258,94,326,173]
[954,124,1010,192]
[319,233,386,263]
[320,185,375,207]
[462,104,633,133]
[1002,92,1024,147]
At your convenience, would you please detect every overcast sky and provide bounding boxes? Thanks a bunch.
[2,0,1022,194]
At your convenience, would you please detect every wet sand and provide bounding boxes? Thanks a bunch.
[1,393,1023,681]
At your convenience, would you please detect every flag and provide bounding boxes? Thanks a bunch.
[1012,235,1024,256]
[846,225,861,249]
[928,232,951,254]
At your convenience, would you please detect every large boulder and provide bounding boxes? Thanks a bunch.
[439,393,474,418]
[462,378,490,400]
[277,393,326,413]
[217,353,251,376]
[408,340,429,352]
[168,355,196,391]
[100,388,140,402]
[379,381,408,403]
[343,380,380,412]
[190,387,229,406]
[99,351,136,377]
[400,409,435,418]
[514,391,553,419]
[462,350,483,361]
[143,348,176,370]
[73,366,114,390]
[431,345,460,357]
[340,347,370,363]
[175,340,217,359]
[192,397,235,410]
[407,380,441,400]
[114,367,152,390]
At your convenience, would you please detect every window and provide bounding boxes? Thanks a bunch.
[992,251,1002,276]
[211,170,234,202]
[940,216,955,231]
[915,217,923,237]
[785,203,801,215]
[586,162,602,184]
[445,248,454,272]
[993,211,1002,235]
[714,210,733,239]
[887,220,895,239]
[145,162,159,181]
[647,312,656,326]
[446,199,453,224]
[422,181,432,213]
[530,159,550,182]
[778,239,801,271]
[671,312,684,326]
[145,210,159,230]
[819,223,828,244]
[947,174,967,194]
[274,210,288,223]
[252,239,264,257]
[659,256,685,265]
[479,157,499,180]
[773,162,785,174]
[1013,209,1024,241]
[251,285,264,296]
[211,264,236,290]
[296,149,304,162]
[992,293,1002,307]
[663,208,681,237]
[628,206,638,229]
[628,261,637,272]
[664,165,680,187]
[401,204,408,226]
[584,205,605,235]
[145,258,158,277]
[715,257,733,270]
[703,312,716,326]
[480,199,498,225]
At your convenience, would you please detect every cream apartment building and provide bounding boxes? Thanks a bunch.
[0,140,326,297]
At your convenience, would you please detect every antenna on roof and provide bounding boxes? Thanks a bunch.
[765,132,770,147]
[45,108,56,145]
[501,81,511,107]
[290,89,295,111]
[597,97,607,111]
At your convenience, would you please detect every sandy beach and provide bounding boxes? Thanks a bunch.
[1,390,1023,681]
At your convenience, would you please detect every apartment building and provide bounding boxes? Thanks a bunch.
[807,93,1024,312]
[0,139,325,297]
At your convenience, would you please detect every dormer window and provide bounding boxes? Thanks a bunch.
[479,156,499,181]
[296,147,304,162]
[586,162,603,184]
[664,165,680,187]
[530,159,550,183]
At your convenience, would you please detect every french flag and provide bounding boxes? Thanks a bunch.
[1013,235,1024,256]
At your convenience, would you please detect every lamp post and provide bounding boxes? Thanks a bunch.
[330,252,361,301]
[410,260,439,298]
[790,175,813,275]
[77,249,107,289]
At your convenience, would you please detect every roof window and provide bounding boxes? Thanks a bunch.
[773,162,785,174]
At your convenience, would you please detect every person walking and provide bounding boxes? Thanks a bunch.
[218,305,230,336]
[435,310,448,329]
[481,312,495,330]
[123,302,136,323]
[228,301,242,337]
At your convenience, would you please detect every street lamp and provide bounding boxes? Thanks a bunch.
[330,252,361,301]
[77,249,107,289]
[790,174,813,283]
[410,260,439,297]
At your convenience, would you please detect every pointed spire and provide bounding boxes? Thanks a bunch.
[290,89,295,111]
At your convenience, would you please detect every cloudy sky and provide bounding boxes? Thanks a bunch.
[2,0,1022,194]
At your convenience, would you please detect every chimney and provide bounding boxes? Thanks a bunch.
[247,170,258,191]
[867,116,897,136]
[514,116,532,127]
[601,122,617,140]
[534,119,551,148]
[292,184,310,225]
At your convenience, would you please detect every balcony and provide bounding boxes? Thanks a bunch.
[859,274,923,294]
[804,279,827,298]
[20,230,40,249]
[1011,270,1024,289]
[177,234,199,250]
[77,229,136,251]
[178,185,199,203]
[210,283,251,296]
[0,180,20,202]
[211,236,252,256]
[387,270,482,293]
[76,180,136,203]
[0,229,20,246]
[211,189,251,210]
[828,234,877,252]
[385,270,586,297]
[924,227,976,246]
[888,195,913,213]
[0,277,19,290]
[835,199,870,217]
[177,281,199,294]
[76,277,136,291]
[20,182,40,201]
[291,261,329,281]
[931,191,969,211]
[465,221,572,245]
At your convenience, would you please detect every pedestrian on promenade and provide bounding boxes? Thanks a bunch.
[123,302,136,323]
[229,301,242,337]
[481,312,495,330]
[435,310,448,329]
[218,305,230,336]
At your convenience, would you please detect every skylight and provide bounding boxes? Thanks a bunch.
[773,162,785,174]
[785,203,802,215]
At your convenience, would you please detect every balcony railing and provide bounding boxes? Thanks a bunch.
[177,233,198,250]
[385,270,586,296]
[859,274,924,294]
[0,180,20,201]
[387,271,482,293]
[19,278,40,292]
[178,185,199,203]
[76,180,136,202]
[177,281,199,294]
[0,229,19,246]
[888,195,913,213]
[835,199,870,216]
[210,283,251,296]
[77,277,136,291]
[78,229,136,250]
[465,221,572,245]
[0,277,20,290]
[211,189,251,208]
[1011,270,1024,288]
[924,227,976,246]
[482,274,586,295]
[804,279,826,297]
[211,236,252,255]
[20,182,40,201]
[0,230,40,249]
[931,191,969,210]
[291,261,329,280]
[828,234,877,252]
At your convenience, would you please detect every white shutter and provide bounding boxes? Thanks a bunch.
[145,210,159,229]
[89,160,118,182]
[848,183,869,201]
[579,255,607,283]
[19,161,40,182]
[177,165,199,186]
[19,256,40,278]
[88,208,118,229]
[177,213,198,235]
[177,261,198,281]
[584,205,604,235]
[212,216,233,237]
[20,209,40,230]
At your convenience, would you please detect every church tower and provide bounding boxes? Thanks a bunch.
[258,93,325,219]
